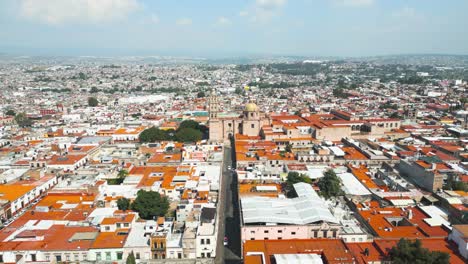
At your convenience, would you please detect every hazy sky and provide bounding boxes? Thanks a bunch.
[0,0,467,57]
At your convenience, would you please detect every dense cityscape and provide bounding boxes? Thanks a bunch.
[0,54,466,264]
[1,0,468,263]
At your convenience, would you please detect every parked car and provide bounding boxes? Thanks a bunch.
[223,236,228,246]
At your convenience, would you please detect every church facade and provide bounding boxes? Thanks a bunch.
[208,92,270,141]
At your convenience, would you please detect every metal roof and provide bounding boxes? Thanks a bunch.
[241,183,338,225]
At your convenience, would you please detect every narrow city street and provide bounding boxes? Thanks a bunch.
[216,144,242,264]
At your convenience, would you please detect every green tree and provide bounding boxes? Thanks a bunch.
[285,143,292,153]
[178,120,200,131]
[235,87,243,95]
[388,238,449,264]
[78,72,87,80]
[139,127,170,142]
[118,170,128,180]
[117,197,131,211]
[126,251,136,264]
[90,87,99,93]
[197,91,206,98]
[88,97,98,107]
[284,171,312,198]
[131,190,169,220]
[317,169,342,199]
[5,109,15,116]
[14,113,32,127]
[333,88,348,98]
[175,128,202,142]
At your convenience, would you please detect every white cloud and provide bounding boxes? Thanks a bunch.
[176,18,192,26]
[216,17,231,26]
[19,0,140,25]
[252,0,287,23]
[140,13,159,25]
[239,11,249,17]
[392,7,422,20]
[255,0,287,9]
[333,0,374,7]
[148,14,160,24]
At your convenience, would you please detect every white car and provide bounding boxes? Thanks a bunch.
[227,166,231,170]
[223,236,228,246]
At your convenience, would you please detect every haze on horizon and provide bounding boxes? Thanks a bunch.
[0,0,467,57]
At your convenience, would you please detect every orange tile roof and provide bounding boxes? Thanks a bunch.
[342,146,368,160]
[0,184,35,202]
[243,239,355,264]
[91,231,129,249]
[48,154,87,165]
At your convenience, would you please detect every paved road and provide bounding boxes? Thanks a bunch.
[216,145,242,264]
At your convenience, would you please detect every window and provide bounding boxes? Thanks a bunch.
[31,254,36,262]
[160,242,164,248]
[82,253,87,260]
[323,230,328,238]
[264,237,269,240]
[45,255,50,262]
[105,226,110,231]
[250,231,255,234]
[277,230,282,233]
[291,232,296,235]
[333,230,337,237]
[178,253,182,259]
[251,124,255,129]
[201,239,205,244]
[136,253,140,259]
[66,255,70,261]
[0,255,3,263]
[117,252,123,260]
[116,223,121,228]
[207,253,211,258]
[278,237,282,240]
[124,223,129,227]
[251,238,255,240]
[96,253,101,261]
[264,230,269,233]
[314,231,318,237]
[206,239,210,244]
[55,255,62,262]
[201,253,205,258]
[106,252,111,261]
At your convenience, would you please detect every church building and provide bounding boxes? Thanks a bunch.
[208,91,271,141]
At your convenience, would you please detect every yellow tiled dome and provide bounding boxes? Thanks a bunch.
[245,102,258,112]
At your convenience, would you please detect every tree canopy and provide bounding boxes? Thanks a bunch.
[139,120,205,143]
[117,198,131,211]
[388,238,449,264]
[317,169,342,199]
[5,109,15,116]
[175,127,202,142]
[139,127,169,142]
[15,113,32,127]
[178,120,201,130]
[197,91,206,98]
[126,251,136,264]
[131,190,169,220]
[284,171,312,198]
[88,97,98,107]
